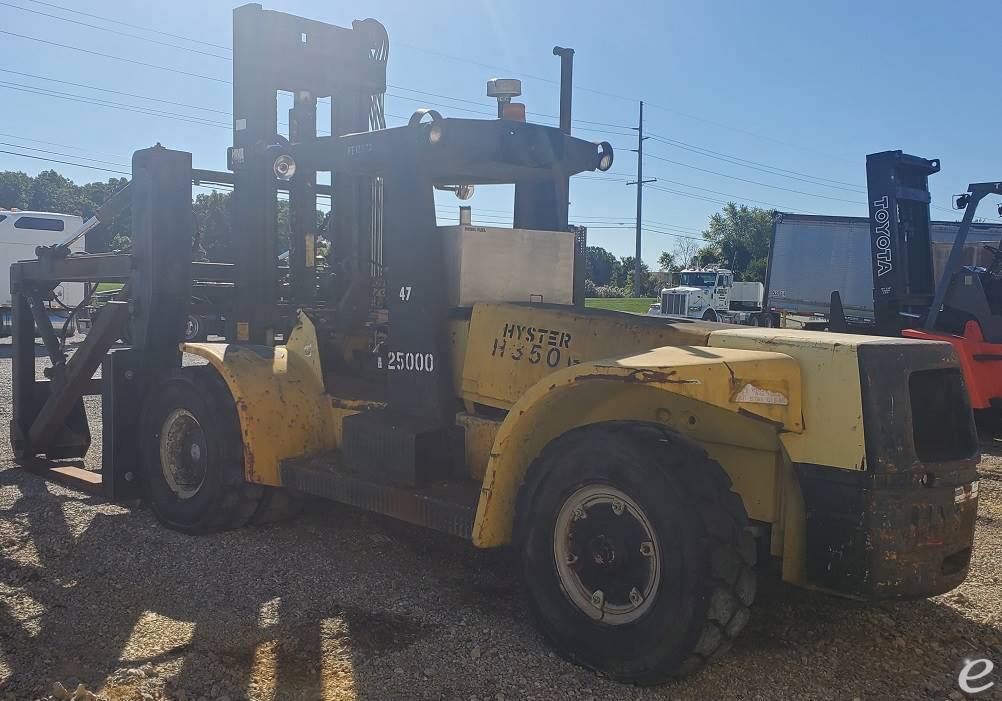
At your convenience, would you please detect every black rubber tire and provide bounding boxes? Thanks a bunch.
[184,314,207,342]
[761,313,776,328]
[140,365,262,534]
[701,309,718,322]
[516,423,756,685]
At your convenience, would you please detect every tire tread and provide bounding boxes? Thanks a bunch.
[144,365,261,533]
[516,422,757,685]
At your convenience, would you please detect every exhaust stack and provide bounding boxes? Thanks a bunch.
[552,46,574,134]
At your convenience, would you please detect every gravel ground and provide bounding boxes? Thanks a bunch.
[2,342,1002,700]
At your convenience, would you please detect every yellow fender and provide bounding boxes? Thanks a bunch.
[471,345,803,547]
[181,314,333,486]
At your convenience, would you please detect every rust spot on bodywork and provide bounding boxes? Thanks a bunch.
[474,470,499,542]
[578,368,700,385]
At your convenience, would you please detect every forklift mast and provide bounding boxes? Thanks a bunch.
[8,2,611,495]
[229,3,389,343]
[224,4,608,478]
[865,150,940,335]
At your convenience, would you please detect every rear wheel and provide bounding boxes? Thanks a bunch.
[701,309,718,322]
[516,424,756,684]
[140,366,262,533]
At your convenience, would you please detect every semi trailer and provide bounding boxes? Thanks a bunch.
[764,212,1002,327]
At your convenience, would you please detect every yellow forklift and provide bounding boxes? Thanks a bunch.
[9,4,980,684]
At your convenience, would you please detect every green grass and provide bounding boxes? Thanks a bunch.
[95,282,123,293]
[585,297,657,314]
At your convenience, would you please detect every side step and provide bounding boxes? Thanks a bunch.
[281,455,480,540]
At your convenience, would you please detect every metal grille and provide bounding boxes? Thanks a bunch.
[661,292,687,316]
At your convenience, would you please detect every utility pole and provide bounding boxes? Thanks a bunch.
[628,100,656,297]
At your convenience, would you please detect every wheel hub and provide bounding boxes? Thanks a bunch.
[553,484,661,625]
[159,408,207,500]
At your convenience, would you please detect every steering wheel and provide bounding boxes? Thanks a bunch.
[984,244,1002,279]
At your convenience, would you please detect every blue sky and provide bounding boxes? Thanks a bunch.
[1,0,1000,263]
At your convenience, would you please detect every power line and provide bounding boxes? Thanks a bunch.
[0,29,230,84]
[0,148,130,175]
[12,0,876,178]
[18,0,641,134]
[648,184,742,208]
[643,152,864,206]
[0,68,231,116]
[647,177,813,213]
[641,102,858,167]
[0,131,127,160]
[0,18,630,135]
[0,140,127,168]
[3,144,709,250]
[0,1,231,59]
[641,228,705,243]
[0,81,231,129]
[0,71,358,137]
[13,0,639,116]
[646,132,866,193]
[18,0,231,51]
[7,5,932,222]
[2,6,874,201]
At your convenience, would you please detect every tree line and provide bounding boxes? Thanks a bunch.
[586,202,774,297]
[1,170,774,292]
[0,169,293,261]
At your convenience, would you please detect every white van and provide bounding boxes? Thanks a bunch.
[0,210,85,337]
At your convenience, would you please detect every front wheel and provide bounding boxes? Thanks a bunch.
[140,367,262,533]
[516,424,756,684]
[701,309,718,322]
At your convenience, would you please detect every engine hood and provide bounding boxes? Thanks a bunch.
[665,286,708,295]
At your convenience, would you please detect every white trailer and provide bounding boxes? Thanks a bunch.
[0,210,85,337]
[764,213,1002,329]
[647,267,766,324]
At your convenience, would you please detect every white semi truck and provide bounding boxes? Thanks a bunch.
[0,210,85,337]
[647,267,766,324]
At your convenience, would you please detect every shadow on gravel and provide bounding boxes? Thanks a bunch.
[2,462,1000,700]
[0,467,501,700]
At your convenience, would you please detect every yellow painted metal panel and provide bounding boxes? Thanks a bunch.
[182,314,335,486]
[455,412,501,480]
[708,327,869,470]
[470,345,801,547]
[461,303,714,407]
